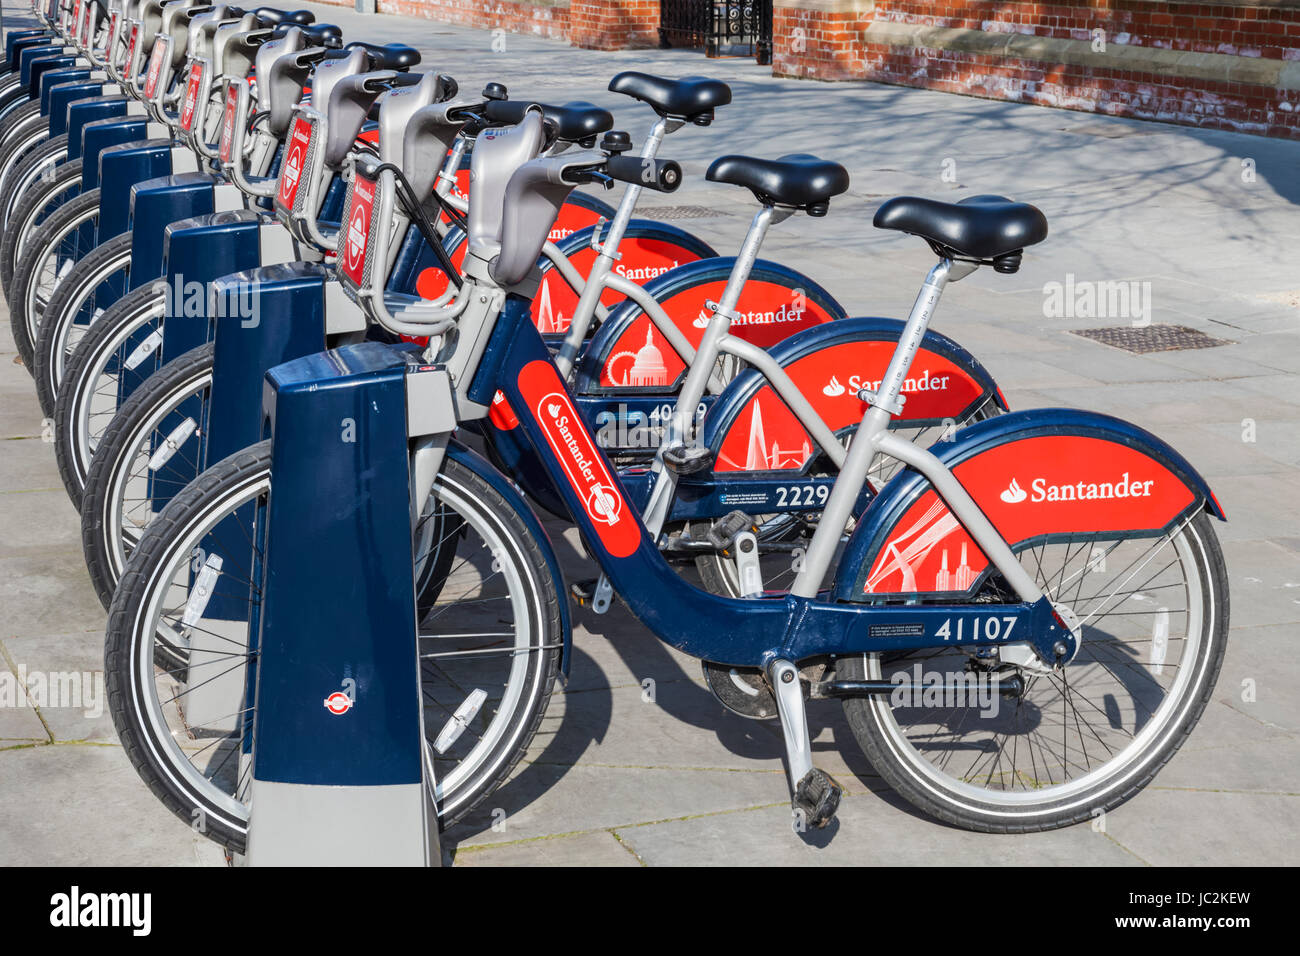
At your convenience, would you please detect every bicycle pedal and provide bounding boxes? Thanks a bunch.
[706,510,755,551]
[569,575,613,614]
[662,443,713,475]
[793,768,842,829]
[570,579,597,605]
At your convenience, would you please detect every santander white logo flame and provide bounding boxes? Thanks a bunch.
[1000,478,1028,504]
[823,375,846,397]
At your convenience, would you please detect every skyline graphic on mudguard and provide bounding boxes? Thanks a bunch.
[599,277,839,390]
[536,235,711,334]
[863,434,1197,596]
[713,340,986,472]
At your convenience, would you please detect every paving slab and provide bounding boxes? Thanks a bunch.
[2,630,116,742]
[1100,790,1297,867]
[611,791,1144,866]
[0,0,1296,866]
[453,829,642,867]
[0,743,227,866]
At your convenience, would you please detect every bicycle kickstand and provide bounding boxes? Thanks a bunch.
[769,659,843,830]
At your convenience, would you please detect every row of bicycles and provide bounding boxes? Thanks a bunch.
[4,0,1231,851]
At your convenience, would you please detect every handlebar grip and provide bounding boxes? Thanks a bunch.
[605,155,682,193]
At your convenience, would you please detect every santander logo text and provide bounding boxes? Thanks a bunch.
[518,362,640,557]
[616,260,677,282]
[544,398,623,526]
[1000,472,1156,504]
[278,120,311,207]
[694,303,806,329]
[823,370,952,398]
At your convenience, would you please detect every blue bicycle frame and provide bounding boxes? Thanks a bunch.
[470,295,1069,668]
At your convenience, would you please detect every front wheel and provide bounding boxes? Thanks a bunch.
[55,280,167,508]
[1,153,81,294]
[105,442,563,852]
[8,186,99,371]
[0,132,68,230]
[32,230,131,417]
[80,342,212,606]
[840,510,1229,832]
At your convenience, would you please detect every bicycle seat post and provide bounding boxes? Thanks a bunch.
[553,114,675,378]
[638,202,784,540]
[789,255,973,599]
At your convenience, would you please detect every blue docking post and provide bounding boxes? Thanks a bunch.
[16,43,56,85]
[67,102,133,166]
[45,83,99,137]
[95,139,172,240]
[129,213,267,515]
[38,67,89,114]
[245,341,446,865]
[126,173,221,290]
[25,52,73,97]
[6,33,50,70]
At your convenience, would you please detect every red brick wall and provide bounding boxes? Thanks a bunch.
[378,0,570,41]
[868,1,1298,59]
[569,0,659,49]
[335,0,659,49]
[773,1,1300,139]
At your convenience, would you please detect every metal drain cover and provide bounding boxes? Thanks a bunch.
[642,205,728,220]
[1069,324,1234,353]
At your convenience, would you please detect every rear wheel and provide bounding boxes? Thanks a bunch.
[105,442,563,851]
[840,510,1229,831]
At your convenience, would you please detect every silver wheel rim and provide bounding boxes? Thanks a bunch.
[2,145,59,225]
[23,202,96,343]
[11,166,75,266]
[863,518,1211,818]
[46,247,130,388]
[69,293,165,490]
[103,365,208,583]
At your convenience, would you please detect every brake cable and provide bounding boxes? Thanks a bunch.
[370,161,463,290]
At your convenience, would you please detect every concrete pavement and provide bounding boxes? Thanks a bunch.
[1,0,1297,866]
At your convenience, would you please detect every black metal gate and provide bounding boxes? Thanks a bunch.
[659,0,772,65]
